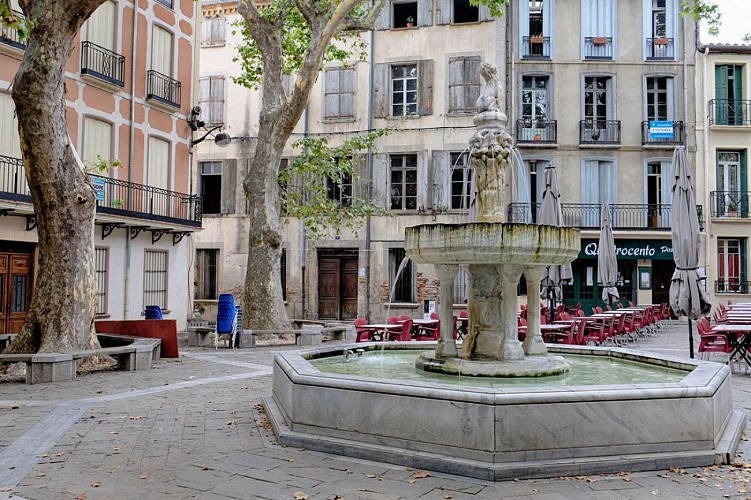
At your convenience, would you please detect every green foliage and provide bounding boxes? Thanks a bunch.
[86,155,122,175]
[232,2,368,90]
[279,129,392,239]
[0,1,31,40]
[680,0,721,36]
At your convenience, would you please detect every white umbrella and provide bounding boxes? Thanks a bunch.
[539,167,573,314]
[669,146,711,358]
[598,203,619,305]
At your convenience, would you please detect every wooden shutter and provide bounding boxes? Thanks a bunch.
[148,137,170,190]
[417,150,431,209]
[375,2,390,30]
[417,59,434,116]
[601,161,616,204]
[83,117,113,169]
[88,0,115,50]
[478,3,491,21]
[0,93,21,159]
[417,0,432,26]
[371,153,388,207]
[352,155,368,200]
[211,17,226,44]
[373,63,389,118]
[151,26,173,76]
[210,77,224,125]
[448,58,464,112]
[340,68,355,118]
[436,0,451,25]
[221,159,236,214]
[431,150,450,210]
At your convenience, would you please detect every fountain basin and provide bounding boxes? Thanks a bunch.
[265,343,745,481]
[404,222,579,265]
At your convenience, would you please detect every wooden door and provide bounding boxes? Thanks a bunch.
[341,258,358,320]
[318,257,340,319]
[651,261,674,307]
[0,253,32,334]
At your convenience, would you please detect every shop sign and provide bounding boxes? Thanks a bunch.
[579,239,673,260]
[649,120,674,139]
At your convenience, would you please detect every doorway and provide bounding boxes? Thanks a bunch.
[0,252,33,334]
[651,260,675,307]
[317,250,358,320]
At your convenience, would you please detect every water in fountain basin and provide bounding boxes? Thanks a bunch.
[311,349,686,387]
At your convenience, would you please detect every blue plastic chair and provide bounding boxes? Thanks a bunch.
[144,305,163,320]
[215,293,238,348]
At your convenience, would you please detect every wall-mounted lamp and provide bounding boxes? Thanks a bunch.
[188,105,230,147]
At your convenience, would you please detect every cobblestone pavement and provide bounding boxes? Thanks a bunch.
[2,321,751,499]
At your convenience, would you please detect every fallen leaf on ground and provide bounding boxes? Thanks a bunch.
[76,494,86,500]
[56,452,64,457]
[36,473,45,477]
[412,470,430,478]
[140,476,148,480]
[365,474,376,478]
[91,482,100,487]
[292,492,308,500]
[128,416,144,420]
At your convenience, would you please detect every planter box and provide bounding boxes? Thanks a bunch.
[592,37,609,45]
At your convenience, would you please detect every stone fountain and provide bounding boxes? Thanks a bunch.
[262,64,744,481]
[407,62,578,377]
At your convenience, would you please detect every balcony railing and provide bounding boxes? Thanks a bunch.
[516,119,557,144]
[146,70,181,108]
[508,202,704,231]
[579,120,620,145]
[645,37,675,60]
[709,99,751,126]
[715,280,751,294]
[0,10,26,51]
[641,120,684,145]
[521,36,550,59]
[0,155,201,227]
[584,37,613,60]
[81,41,125,87]
[710,191,749,218]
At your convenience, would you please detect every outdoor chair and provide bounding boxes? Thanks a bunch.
[697,317,735,370]
[394,319,413,341]
[354,318,371,342]
[215,293,239,348]
[543,320,576,344]
[387,316,400,325]
[144,305,163,320]
[417,313,440,340]
[582,317,606,345]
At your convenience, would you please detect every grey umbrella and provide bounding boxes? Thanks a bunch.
[598,203,619,306]
[539,167,573,317]
[669,146,711,358]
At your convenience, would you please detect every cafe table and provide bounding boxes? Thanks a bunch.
[361,323,402,341]
[710,323,751,367]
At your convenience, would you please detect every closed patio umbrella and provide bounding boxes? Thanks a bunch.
[669,146,711,358]
[598,203,619,307]
[539,167,573,320]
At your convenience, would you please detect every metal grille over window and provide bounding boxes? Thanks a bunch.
[143,251,167,309]
[95,248,108,314]
[391,65,418,116]
[196,249,218,300]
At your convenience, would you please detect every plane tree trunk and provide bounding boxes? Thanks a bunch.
[3,0,105,354]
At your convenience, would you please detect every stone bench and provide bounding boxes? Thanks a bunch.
[0,333,16,350]
[0,337,160,384]
[187,323,215,347]
[241,327,323,347]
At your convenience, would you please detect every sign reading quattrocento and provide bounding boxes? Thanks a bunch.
[578,239,673,261]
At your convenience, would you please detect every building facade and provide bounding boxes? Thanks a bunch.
[696,44,751,306]
[194,0,699,322]
[0,0,201,331]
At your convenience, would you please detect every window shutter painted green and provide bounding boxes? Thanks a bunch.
[417,0,432,26]
[221,159,236,214]
[432,150,450,210]
[417,59,434,116]
[741,150,748,216]
[373,63,389,118]
[741,238,747,284]
[715,65,729,124]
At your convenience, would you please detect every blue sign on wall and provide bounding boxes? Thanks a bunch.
[649,120,674,139]
[91,177,105,202]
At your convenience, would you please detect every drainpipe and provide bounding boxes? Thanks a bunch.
[124,0,139,319]
[364,28,375,320]
[301,92,309,319]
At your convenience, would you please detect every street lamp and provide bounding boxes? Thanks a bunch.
[187,106,230,147]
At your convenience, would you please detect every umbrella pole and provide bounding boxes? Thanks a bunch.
[688,319,694,359]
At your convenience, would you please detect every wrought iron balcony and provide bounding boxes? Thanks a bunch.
[641,120,684,145]
[81,41,125,87]
[710,191,749,218]
[645,37,674,60]
[0,10,26,51]
[507,202,704,231]
[516,119,557,144]
[146,70,181,108]
[583,37,613,60]
[521,36,550,59]
[715,280,751,294]
[709,99,751,126]
[579,120,620,145]
[0,155,201,227]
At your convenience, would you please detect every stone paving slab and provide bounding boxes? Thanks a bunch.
[2,323,751,499]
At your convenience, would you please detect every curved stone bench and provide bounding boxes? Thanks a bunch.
[0,335,161,384]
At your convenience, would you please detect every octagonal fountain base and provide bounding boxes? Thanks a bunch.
[265,343,746,481]
[416,351,569,377]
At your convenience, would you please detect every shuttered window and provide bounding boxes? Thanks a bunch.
[151,25,173,77]
[0,93,21,159]
[390,154,418,210]
[581,159,616,226]
[450,152,472,210]
[143,250,168,310]
[87,0,115,50]
[391,64,418,116]
[389,248,414,303]
[199,76,225,126]
[324,68,355,120]
[148,137,170,190]
[201,16,226,46]
[448,57,481,113]
[95,247,108,315]
[83,117,113,172]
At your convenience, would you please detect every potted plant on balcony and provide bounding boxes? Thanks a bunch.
[727,201,738,217]
[654,37,669,45]
[405,16,414,28]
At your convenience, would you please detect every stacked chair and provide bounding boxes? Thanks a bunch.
[215,293,241,348]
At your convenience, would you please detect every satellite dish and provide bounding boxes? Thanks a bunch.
[214,132,231,147]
